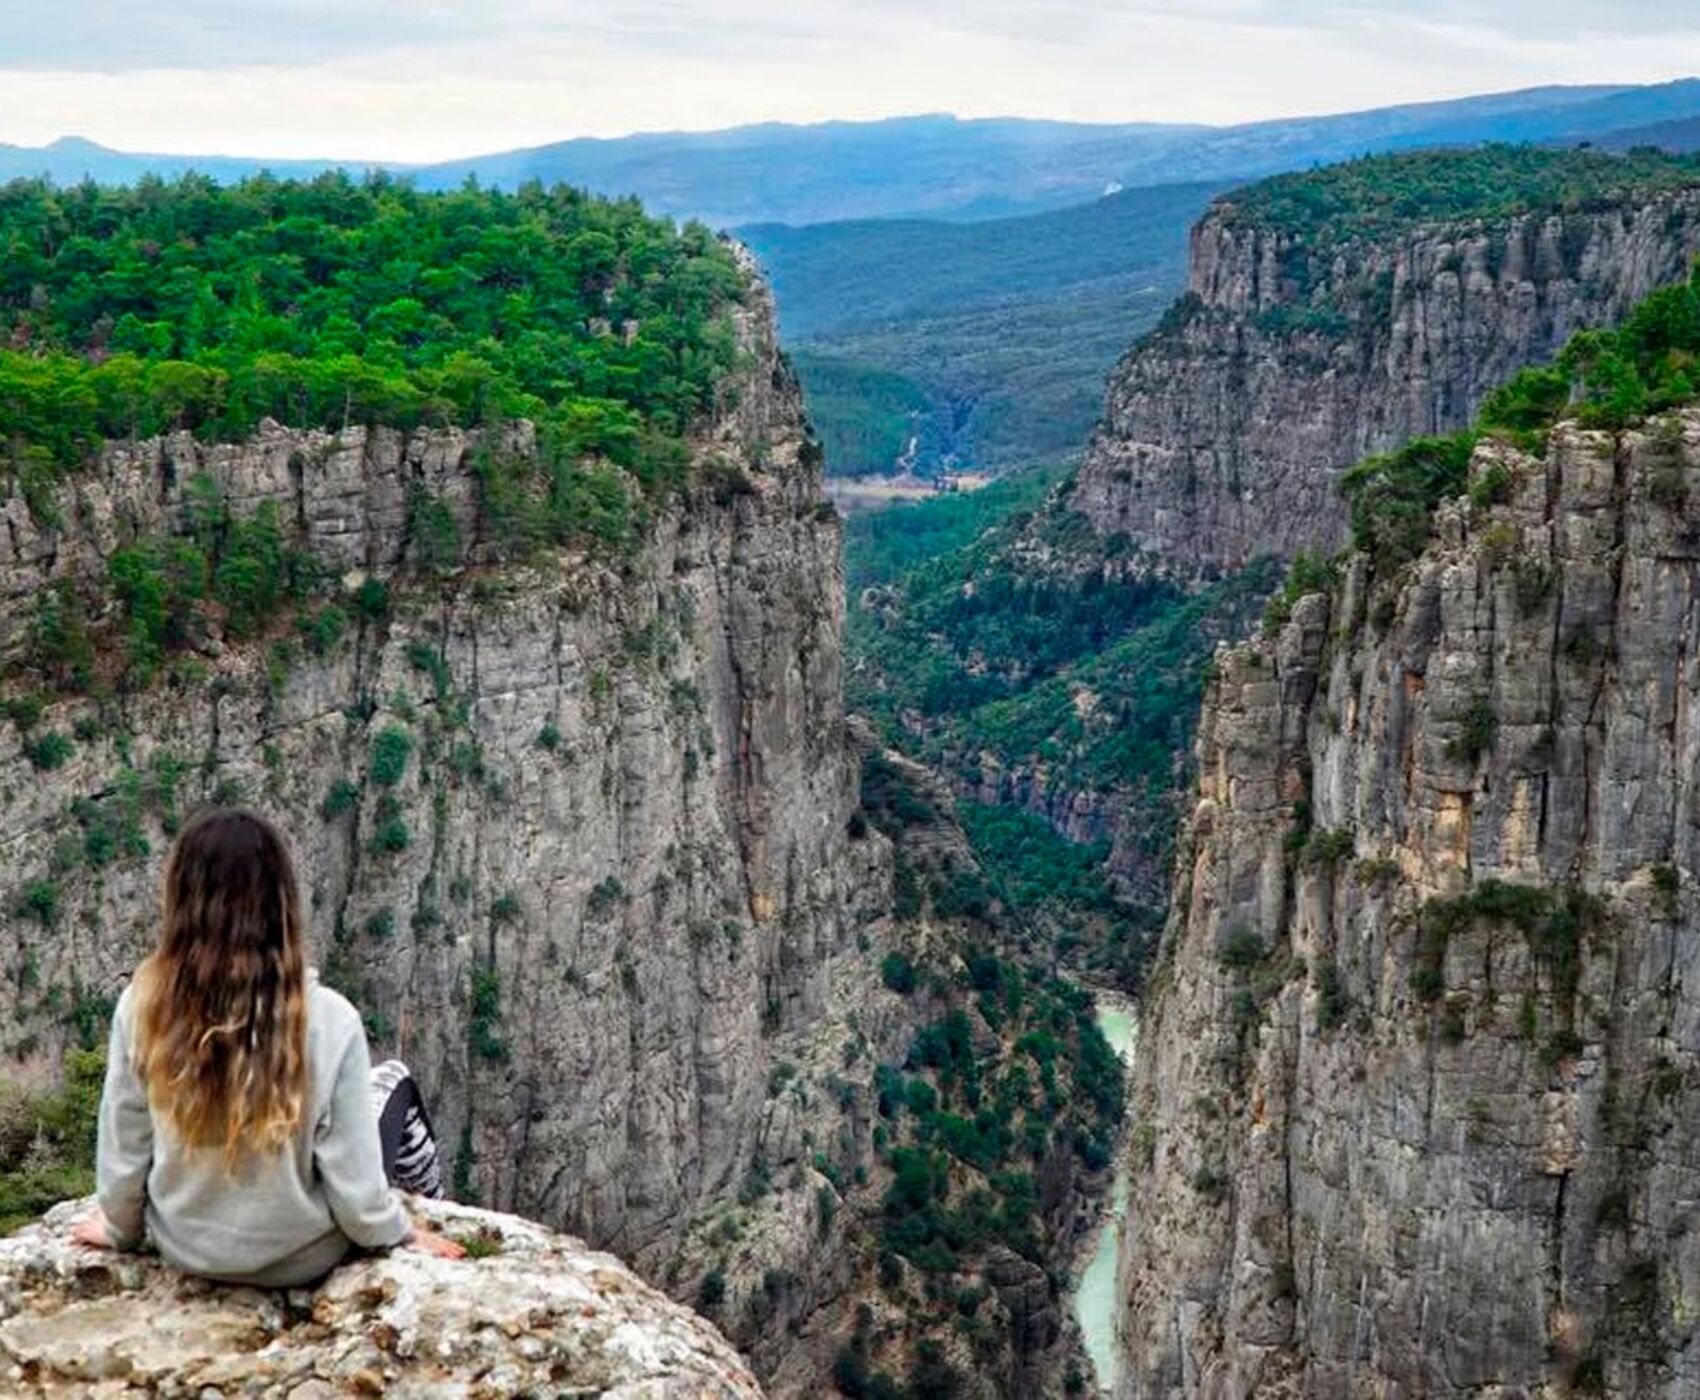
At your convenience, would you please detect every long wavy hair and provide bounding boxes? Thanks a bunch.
[133,807,308,1167]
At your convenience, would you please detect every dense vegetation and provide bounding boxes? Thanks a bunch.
[847,475,1272,804]
[850,495,1177,722]
[1482,259,1700,433]
[0,173,743,498]
[1341,258,1700,575]
[937,565,1277,807]
[959,806,1128,959]
[1218,145,1700,245]
[844,466,1067,597]
[789,352,935,479]
[846,470,1276,979]
[0,1049,101,1233]
[832,750,1123,1395]
[0,174,759,698]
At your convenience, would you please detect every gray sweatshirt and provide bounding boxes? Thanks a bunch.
[96,975,412,1286]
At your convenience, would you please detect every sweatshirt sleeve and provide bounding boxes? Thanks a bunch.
[315,1021,412,1250]
[95,986,152,1250]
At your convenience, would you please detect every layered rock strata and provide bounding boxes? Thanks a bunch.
[1118,410,1700,1396]
[1075,188,1700,577]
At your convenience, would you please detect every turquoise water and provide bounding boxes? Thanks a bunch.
[1095,1003,1136,1063]
[1072,995,1137,1394]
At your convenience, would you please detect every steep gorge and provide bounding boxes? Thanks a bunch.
[1118,411,1700,1395]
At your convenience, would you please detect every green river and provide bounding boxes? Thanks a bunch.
[1071,994,1138,1394]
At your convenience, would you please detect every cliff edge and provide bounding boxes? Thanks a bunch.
[0,1196,761,1397]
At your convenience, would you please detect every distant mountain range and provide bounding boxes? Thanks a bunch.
[0,135,358,188]
[8,77,1700,479]
[7,79,1700,227]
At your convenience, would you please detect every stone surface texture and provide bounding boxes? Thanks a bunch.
[0,1196,762,1397]
[1074,187,1700,578]
[1117,411,1700,1396]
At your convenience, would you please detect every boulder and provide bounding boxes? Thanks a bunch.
[0,1198,762,1398]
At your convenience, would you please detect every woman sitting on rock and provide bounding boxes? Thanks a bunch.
[73,807,465,1283]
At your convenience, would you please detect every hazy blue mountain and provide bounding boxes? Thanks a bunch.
[414,114,1201,227]
[406,80,1700,227]
[0,135,369,185]
[1100,80,1700,189]
[7,80,1700,229]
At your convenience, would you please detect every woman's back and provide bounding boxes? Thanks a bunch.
[83,809,459,1286]
[99,973,412,1286]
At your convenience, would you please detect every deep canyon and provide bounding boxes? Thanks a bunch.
[8,134,1700,1400]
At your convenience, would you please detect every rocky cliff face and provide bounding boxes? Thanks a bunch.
[0,269,857,1271]
[1117,410,1700,1395]
[0,269,881,1378]
[1074,188,1700,579]
[0,1196,761,1397]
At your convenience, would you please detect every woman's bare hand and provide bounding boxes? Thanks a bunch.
[70,1213,114,1249]
[406,1224,466,1259]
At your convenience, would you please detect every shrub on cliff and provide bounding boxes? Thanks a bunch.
[1340,433,1478,574]
[0,1049,101,1233]
[1338,262,1700,584]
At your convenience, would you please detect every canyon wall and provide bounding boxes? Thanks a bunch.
[1117,410,1700,1395]
[0,269,879,1382]
[0,271,859,1273]
[1074,187,1700,578]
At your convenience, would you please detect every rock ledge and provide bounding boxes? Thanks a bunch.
[0,1198,762,1398]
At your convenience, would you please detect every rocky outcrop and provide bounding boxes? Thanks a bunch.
[1117,409,1700,1395]
[1075,186,1700,579]
[0,1196,761,1397]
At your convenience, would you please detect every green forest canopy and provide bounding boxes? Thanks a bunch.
[0,172,746,489]
[1216,144,1700,245]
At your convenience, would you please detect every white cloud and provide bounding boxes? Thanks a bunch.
[0,2,1697,161]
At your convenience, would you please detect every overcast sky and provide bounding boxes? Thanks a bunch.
[1,1,1698,161]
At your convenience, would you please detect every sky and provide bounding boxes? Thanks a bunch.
[1,1,1699,162]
